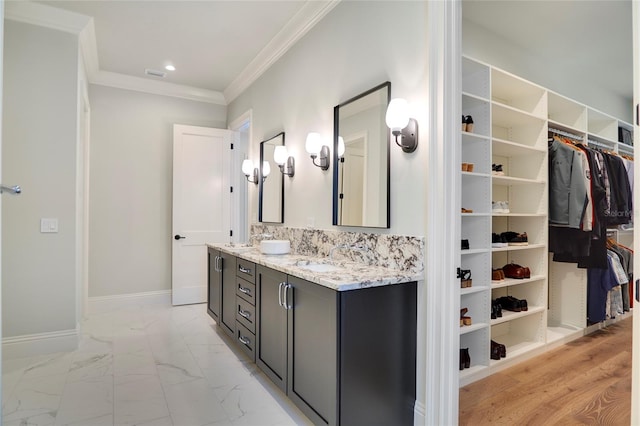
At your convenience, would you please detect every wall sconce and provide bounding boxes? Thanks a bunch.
[385,98,418,153]
[273,146,295,177]
[243,160,270,184]
[305,132,330,171]
[242,159,258,184]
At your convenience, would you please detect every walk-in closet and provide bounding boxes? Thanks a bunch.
[458,0,634,391]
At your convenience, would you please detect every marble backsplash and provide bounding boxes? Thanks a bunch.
[250,225,424,274]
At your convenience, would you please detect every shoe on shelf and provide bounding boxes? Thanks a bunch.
[492,164,505,176]
[460,308,472,326]
[491,268,505,281]
[459,348,471,370]
[502,262,531,279]
[501,231,528,246]
[460,269,472,288]
[492,233,508,248]
[461,207,473,213]
[490,340,502,360]
[461,115,467,132]
[496,295,528,312]
[464,115,474,132]
[491,340,506,358]
[461,162,469,171]
[492,201,510,214]
[491,299,503,319]
[461,239,470,250]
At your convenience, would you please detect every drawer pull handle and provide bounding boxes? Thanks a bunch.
[238,335,251,346]
[239,265,252,274]
[238,308,251,319]
[238,286,252,295]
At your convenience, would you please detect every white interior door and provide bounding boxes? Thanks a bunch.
[172,124,231,306]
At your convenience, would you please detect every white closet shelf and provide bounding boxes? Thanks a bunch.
[462,248,490,255]
[461,285,489,296]
[488,340,546,366]
[462,132,490,142]
[462,171,491,179]
[462,212,491,218]
[463,91,490,103]
[460,322,489,335]
[492,102,546,126]
[492,175,545,186]
[459,364,487,381]
[492,244,546,253]
[491,306,545,326]
[492,138,546,156]
[490,275,546,289]
[491,213,547,218]
[548,119,586,137]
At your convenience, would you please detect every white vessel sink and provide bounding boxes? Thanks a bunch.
[298,263,341,273]
[260,240,291,255]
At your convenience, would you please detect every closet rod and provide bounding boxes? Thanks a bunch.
[549,127,583,141]
[587,139,615,149]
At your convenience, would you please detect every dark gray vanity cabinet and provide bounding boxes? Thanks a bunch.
[256,265,288,391]
[219,252,237,338]
[207,248,237,339]
[256,266,338,425]
[207,248,221,323]
[210,254,417,426]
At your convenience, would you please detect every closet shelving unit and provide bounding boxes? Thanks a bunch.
[460,56,633,386]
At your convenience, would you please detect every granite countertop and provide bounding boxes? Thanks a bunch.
[207,243,422,292]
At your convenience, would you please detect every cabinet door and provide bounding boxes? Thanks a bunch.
[219,253,236,338]
[207,248,221,322]
[287,276,338,426]
[255,265,288,392]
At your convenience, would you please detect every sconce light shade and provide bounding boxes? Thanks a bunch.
[262,161,271,177]
[273,146,288,165]
[242,159,259,184]
[338,136,345,158]
[385,98,418,153]
[273,146,295,177]
[385,98,410,131]
[305,132,322,155]
[242,159,254,175]
[305,132,330,171]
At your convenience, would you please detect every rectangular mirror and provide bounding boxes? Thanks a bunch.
[333,82,390,228]
[259,132,285,223]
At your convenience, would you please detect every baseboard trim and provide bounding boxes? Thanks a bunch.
[414,401,425,425]
[3,328,78,359]
[88,290,172,314]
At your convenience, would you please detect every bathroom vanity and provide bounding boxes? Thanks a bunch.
[207,243,419,426]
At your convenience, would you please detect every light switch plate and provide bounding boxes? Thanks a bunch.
[40,218,58,233]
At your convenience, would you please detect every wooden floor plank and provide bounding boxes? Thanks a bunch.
[459,317,632,426]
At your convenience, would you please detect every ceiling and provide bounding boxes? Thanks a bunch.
[462,0,632,101]
[24,0,337,103]
[11,1,633,105]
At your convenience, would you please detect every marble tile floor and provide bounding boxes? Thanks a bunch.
[2,303,312,426]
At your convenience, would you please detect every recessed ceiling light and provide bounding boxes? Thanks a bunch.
[165,65,176,71]
[145,68,166,78]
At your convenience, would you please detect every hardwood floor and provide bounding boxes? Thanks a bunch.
[459,317,632,425]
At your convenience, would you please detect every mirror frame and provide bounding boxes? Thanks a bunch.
[258,132,285,223]
[332,81,391,228]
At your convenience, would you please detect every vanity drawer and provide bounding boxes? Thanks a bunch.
[236,259,256,283]
[236,277,256,305]
[236,297,256,333]
[235,321,256,361]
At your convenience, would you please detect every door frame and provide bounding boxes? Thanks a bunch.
[229,109,252,243]
[632,2,639,423]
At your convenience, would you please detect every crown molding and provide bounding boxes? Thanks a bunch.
[5,0,90,34]
[91,70,227,105]
[223,0,341,104]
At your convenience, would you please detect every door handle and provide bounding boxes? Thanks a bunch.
[214,256,220,272]
[284,284,292,310]
[0,185,21,195]
[174,234,186,240]
[278,282,284,307]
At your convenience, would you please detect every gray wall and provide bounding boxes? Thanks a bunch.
[2,21,78,337]
[228,1,429,236]
[463,18,632,123]
[88,85,226,297]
